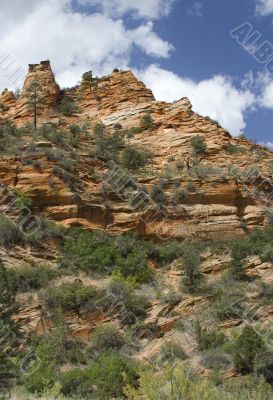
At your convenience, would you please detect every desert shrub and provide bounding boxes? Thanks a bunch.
[108,277,150,324]
[201,350,232,371]
[173,188,189,203]
[180,243,203,293]
[255,351,273,384]
[15,191,32,210]
[92,123,124,160]
[230,240,252,280]
[128,127,143,136]
[11,265,59,292]
[140,113,154,130]
[91,323,124,352]
[265,208,273,226]
[61,350,138,399]
[233,325,265,374]
[160,340,188,363]
[60,230,152,283]
[211,278,246,321]
[59,97,79,116]
[151,185,167,205]
[121,145,152,170]
[194,320,225,351]
[186,182,197,193]
[44,282,106,312]
[190,135,207,155]
[0,214,23,247]
[226,144,246,155]
[258,282,273,302]
[261,245,273,262]
[69,123,81,135]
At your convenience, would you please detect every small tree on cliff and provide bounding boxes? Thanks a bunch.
[81,71,93,91]
[25,78,44,129]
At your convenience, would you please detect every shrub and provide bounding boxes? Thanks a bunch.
[108,278,150,324]
[11,265,59,292]
[201,350,232,371]
[91,323,124,352]
[186,182,197,193]
[45,282,106,312]
[211,278,246,321]
[190,135,207,155]
[121,146,152,170]
[230,240,252,279]
[92,124,124,160]
[261,245,273,262]
[160,340,188,363]
[61,350,138,399]
[140,113,154,130]
[233,325,265,374]
[60,230,152,283]
[151,185,167,205]
[0,214,23,247]
[194,320,225,351]
[15,191,32,210]
[226,145,246,155]
[59,97,79,116]
[181,243,203,293]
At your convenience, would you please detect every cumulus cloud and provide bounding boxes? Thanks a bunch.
[138,64,256,135]
[77,0,175,19]
[255,0,273,15]
[0,0,173,89]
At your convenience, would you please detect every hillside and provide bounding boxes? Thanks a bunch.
[0,60,273,399]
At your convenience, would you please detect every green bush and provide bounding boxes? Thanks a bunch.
[190,135,207,155]
[91,323,124,352]
[233,325,265,374]
[181,243,203,293]
[92,123,124,160]
[108,278,150,324]
[60,230,152,283]
[15,191,32,210]
[230,240,252,279]
[0,214,23,247]
[121,145,152,170]
[160,340,188,363]
[140,113,154,130]
[45,282,106,312]
[261,245,273,262]
[194,320,225,351]
[11,265,59,292]
[61,350,138,399]
[59,97,80,116]
[151,185,167,205]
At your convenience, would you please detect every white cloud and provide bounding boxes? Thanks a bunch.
[0,0,172,89]
[188,2,203,18]
[256,0,273,16]
[77,0,175,19]
[138,64,256,135]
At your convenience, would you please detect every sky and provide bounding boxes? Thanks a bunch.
[0,0,273,147]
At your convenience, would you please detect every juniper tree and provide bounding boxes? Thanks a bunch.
[25,78,44,129]
[81,71,93,91]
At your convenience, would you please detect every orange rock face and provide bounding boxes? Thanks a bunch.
[0,60,272,241]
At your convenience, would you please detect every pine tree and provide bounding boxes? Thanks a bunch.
[25,78,44,129]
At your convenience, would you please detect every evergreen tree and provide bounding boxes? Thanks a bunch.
[234,325,265,373]
[25,79,44,129]
[81,71,93,91]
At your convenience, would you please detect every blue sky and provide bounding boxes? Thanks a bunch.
[0,0,273,146]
